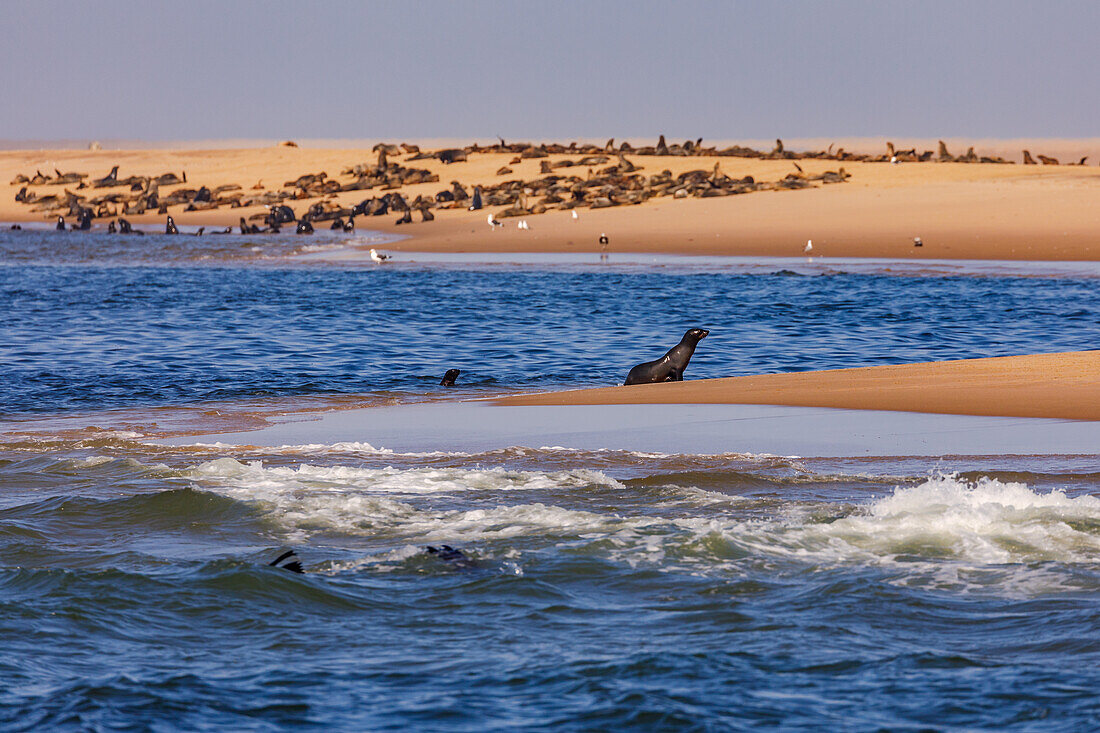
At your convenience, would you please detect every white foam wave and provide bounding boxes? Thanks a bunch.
[186,457,630,540]
[185,457,1100,591]
[670,474,1100,571]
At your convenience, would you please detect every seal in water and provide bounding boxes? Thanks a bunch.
[269,550,304,573]
[296,218,314,234]
[624,328,709,385]
[440,368,460,386]
[56,215,65,231]
[424,545,475,569]
[165,216,179,234]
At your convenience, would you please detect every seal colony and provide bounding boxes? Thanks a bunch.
[4,137,1099,262]
[6,138,860,231]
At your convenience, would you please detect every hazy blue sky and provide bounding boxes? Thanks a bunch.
[2,0,1097,142]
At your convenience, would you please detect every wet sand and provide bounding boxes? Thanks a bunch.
[497,352,1100,421]
[3,139,1100,261]
[158,401,1100,457]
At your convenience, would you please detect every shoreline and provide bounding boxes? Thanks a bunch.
[4,140,1100,262]
[496,351,1100,421]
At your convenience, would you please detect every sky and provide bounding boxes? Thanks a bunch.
[2,0,1098,142]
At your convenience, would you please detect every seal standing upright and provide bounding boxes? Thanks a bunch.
[165,216,179,234]
[624,328,709,385]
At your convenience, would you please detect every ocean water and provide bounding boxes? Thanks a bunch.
[1,227,1099,730]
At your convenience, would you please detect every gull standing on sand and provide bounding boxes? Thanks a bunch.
[370,248,391,264]
[572,210,579,220]
[913,236,923,247]
[487,214,502,231]
[804,239,813,253]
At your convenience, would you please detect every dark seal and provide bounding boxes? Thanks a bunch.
[440,368,460,386]
[624,328,709,385]
[165,216,179,235]
[269,550,304,574]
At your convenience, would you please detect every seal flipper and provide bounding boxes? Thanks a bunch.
[269,550,304,573]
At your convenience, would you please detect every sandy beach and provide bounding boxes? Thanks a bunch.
[497,351,1100,421]
[4,138,1100,261]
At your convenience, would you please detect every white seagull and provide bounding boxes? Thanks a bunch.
[804,239,813,253]
[913,236,923,247]
[517,220,530,230]
[571,209,578,220]
[487,213,503,231]
[370,248,391,264]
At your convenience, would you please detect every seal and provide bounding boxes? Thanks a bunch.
[440,368,460,386]
[624,328,709,385]
[296,218,314,234]
[424,545,475,569]
[55,215,65,231]
[165,216,179,235]
[269,550,304,574]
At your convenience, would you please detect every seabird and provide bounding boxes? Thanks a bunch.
[804,239,813,253]
[487,213,502,230]
[571,209,579,220]
[370,248,391,264]
[913,236,923,247]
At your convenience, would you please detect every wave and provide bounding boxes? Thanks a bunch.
[182,461,1100,582]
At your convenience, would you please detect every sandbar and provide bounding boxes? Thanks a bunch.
[497,351,1100,421]
[4,138,1100,261]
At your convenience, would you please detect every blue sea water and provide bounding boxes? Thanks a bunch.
[1,227,1098,730]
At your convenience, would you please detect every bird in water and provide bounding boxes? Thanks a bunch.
[370,248,391,264]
